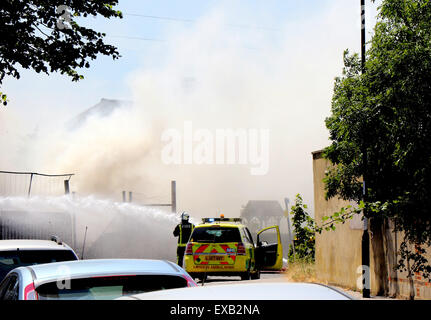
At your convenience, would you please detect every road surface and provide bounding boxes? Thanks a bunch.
[198,272,290,286]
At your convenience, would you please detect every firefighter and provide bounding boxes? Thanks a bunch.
[173,212,195,267]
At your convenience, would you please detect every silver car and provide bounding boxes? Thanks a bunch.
[0,238,79,283]
[118,282,354,300]
[0,259,197,300]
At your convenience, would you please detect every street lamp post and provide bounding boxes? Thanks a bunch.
[361,0,371,299]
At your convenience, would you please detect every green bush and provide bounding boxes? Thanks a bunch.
[288,194,315,262]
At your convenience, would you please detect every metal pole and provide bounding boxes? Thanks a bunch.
[361,0,371,298]
[72,200,76,251]
[27,173,33,198]
[171,181,177,213]
[81,226,88,260]
[64,180,70,195]
[128,191,132,203]
[284,198,295,260]
[361,0,366,73]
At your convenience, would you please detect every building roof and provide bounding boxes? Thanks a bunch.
[67,98,133,130]
[312,149,325,160]
[241,200,284,218]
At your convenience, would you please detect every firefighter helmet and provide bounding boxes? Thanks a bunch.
[181,212,190,221]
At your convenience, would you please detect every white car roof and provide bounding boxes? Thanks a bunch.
[26,259,184,284]
[0,240,71,251]
[120,282,353,300]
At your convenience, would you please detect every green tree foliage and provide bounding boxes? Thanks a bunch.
[0,0,123,106]
[289,194,315,262]
[324,0,431,278]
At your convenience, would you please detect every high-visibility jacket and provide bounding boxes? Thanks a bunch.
[173,221,195,247]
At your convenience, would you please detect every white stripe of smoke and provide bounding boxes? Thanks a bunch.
[0,195,192,262]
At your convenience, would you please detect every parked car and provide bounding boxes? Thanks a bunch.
[0,238,78,283]
[185,217,283,281]
[118,282,354,300]
[0,259,197,300]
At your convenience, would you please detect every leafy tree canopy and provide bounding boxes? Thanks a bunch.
[0,0,123,106]
[323,0,431,278]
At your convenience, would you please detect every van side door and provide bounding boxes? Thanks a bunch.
[255,226,283,270]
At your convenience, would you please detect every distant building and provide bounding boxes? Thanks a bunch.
[240,200,292,258]
[67,98,133,130]
[240,200,284,233]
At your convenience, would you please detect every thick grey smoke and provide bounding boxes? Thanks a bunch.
[42,3,345,214]
[0,1,381,257]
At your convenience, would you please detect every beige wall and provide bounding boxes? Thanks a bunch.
[312,150,431,299]
[313,151,363,291]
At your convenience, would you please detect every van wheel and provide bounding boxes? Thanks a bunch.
[240,271,251,280]
[251,269,260,280]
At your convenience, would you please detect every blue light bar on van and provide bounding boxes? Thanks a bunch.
[202,218,242,223]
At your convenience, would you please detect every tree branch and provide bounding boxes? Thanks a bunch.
[32,23,50,38]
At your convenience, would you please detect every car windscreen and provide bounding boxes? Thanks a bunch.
[0,250,77,281]
[190,227,241,243]
[36,275,188,300]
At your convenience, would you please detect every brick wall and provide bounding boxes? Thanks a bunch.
[312,150,431,299]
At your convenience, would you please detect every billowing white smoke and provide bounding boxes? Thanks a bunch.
[35,4,364,216]
[0,1,381,258]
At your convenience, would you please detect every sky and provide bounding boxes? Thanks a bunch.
[1,0,379,118]
[0,0,382,218]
